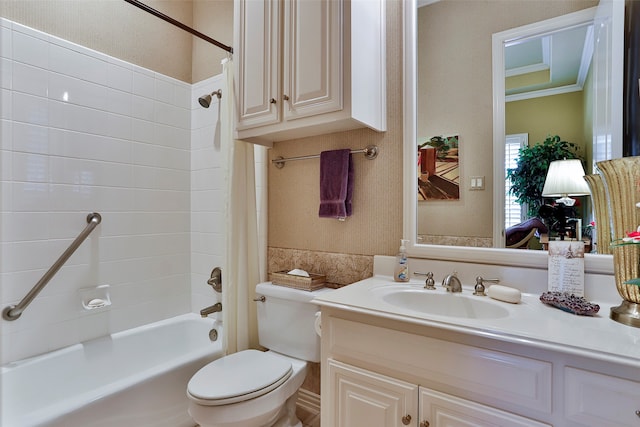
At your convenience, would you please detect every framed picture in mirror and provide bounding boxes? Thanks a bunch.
[417,134,459,201]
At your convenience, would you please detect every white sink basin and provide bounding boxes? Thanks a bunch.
[373,288,510,319]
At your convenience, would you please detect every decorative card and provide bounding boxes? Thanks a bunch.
[547,240,585,296]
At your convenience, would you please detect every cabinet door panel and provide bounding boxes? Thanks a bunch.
[328,359,418,427]
[283,0,342,121]
[565,366,640,426]
[420,388,551,427]
[235,0,280,130]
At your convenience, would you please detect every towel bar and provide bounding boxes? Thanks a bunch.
[272,145,379,169]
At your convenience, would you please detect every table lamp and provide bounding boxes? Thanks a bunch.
[541,159,591,206]
[541,159,590,240]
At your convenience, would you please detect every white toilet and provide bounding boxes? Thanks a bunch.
[187,282,330,427]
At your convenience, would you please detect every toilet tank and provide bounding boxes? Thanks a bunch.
[255,282,331,363]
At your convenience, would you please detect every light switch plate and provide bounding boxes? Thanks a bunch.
[470,176,485,190]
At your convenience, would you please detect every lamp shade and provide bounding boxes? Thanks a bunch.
[541,159,591,199]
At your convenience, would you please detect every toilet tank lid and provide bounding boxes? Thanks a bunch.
[256,282,333,303]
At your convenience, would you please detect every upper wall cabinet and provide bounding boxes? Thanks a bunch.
[233,0,386,145]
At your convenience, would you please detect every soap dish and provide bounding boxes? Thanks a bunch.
[539,291,600,316]
[79,284,112,312]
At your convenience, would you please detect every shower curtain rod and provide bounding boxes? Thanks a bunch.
[123,0,233,54]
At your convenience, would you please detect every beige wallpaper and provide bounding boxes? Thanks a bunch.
[268,0,404,258]
[0,0,233,84]
[192,0,234,83]
[416,0,598,239]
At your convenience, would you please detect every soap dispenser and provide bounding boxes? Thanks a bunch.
[394,239,410,282]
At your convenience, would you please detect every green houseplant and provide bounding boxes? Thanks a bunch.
[507,135,582,217]
[418,135,456,160]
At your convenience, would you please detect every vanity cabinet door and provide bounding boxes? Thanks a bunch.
[327,359,418,427]
[564,367,640,426]
[419,387,552,427]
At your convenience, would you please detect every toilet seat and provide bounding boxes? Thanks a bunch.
[187,350,293,406]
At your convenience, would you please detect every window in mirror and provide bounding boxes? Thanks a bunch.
[504,133,527,229]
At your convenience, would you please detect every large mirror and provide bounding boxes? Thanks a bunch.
[403,0,624,273]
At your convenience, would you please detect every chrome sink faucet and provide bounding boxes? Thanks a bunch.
[442,272,462,293]
[200,302,222,318]
[413,271,437,290]
[473,276,500,296]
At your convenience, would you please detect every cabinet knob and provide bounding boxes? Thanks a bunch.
[283,94,290,101]
[401,414,411,425]
[420,422,430,427]
[270,98,277,104]
[636,409,640,418]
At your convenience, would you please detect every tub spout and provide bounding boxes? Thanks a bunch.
[200,302,222,318]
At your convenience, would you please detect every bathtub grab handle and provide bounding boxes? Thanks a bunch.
[3,212,102,321]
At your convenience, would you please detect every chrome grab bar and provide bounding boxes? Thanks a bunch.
[3,212,102,321]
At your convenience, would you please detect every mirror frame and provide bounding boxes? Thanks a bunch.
[403,0,614,274]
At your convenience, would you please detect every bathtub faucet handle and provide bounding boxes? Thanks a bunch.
[207,267,222,293]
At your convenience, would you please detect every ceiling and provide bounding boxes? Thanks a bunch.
[504,24,594,102]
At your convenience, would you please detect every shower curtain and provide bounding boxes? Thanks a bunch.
[221,58,261,353]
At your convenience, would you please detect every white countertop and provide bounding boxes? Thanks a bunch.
[314,275,640,368]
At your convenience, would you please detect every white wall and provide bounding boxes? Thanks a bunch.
[0,19,226,364]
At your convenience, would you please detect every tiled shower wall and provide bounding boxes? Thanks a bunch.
[190,76,225,314]
[0,19,225,364]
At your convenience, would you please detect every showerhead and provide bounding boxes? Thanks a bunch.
[198,89,222,108]
[198,94,212,108]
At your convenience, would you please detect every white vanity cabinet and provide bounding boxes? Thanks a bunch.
[320,307,640,427]
[233,0,386,145]
[327,358,550,427]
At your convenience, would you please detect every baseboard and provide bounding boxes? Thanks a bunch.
[296,388,321,426]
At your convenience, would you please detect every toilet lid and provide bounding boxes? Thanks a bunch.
[187,350,293,406]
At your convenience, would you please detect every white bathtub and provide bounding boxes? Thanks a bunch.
[0,314,224,427]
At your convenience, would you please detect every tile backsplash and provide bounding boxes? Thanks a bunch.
[268,247,373,287]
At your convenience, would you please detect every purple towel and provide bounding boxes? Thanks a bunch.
[319,149,353,219]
